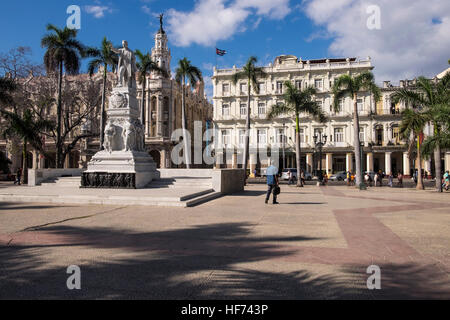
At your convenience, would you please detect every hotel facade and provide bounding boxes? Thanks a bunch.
[212,55,450,177]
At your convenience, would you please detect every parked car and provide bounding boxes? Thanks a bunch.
[281,169,312,181]
[329,171,347,181]
[281,168,297,180]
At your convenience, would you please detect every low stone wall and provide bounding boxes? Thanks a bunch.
[211,169,245,194]
[156,168,245,194]
[157,169,214,179]
[28,169,83,186]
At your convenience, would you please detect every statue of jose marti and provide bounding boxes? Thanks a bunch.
[110,40,137,88]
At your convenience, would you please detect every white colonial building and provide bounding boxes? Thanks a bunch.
[212,55,449,177]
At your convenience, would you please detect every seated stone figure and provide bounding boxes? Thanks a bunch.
[104,122,117,152]
[123,121,136,152]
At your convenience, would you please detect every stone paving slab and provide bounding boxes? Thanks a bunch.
[0,184,449,299]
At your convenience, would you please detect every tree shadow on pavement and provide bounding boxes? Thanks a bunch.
[0,223,448,299]
[0,202,69,211]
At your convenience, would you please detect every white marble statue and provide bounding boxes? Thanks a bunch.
[111,40,137,88]
[103,122,117,152]
[123,121,136,152]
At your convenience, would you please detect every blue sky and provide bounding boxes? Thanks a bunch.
[1,0,449,99]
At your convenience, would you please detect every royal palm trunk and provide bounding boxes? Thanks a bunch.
[416,139,424,190]
[242,81,251,183]
[99,65,107,150]
[181,78,190,168]
[21,138,27,184]
[56,62,63,168]
[353,93,362,187]
[295,114,303,187]
[141,78,146,149]
[434,124,442,192]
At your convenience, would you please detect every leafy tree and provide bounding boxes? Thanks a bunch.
[135,50,166,147]
[232,56,267,180]
[175,58,203,168]
[268,81,327,186]
[1,109,53,184]
[0,77,16,106]
[86,37,118,150]
[398,108,429,190]
[332,72,381,188]
[0,151,11,174]
[392,73,450,191]
[41,24,85,168]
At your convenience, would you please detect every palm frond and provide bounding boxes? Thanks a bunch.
[267,103,294,120]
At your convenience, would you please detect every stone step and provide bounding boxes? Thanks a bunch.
[185,191,223,207]
[0,188,218,208]
[149,178,213,189]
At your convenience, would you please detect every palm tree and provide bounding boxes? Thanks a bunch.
[86,37,118,150]
[1,109,54,184]
[232,57,267,180]
[41,24,85,168]
[175,58,203,168]
[332,72,381,188]
[135,50,166,148]
[391,74,450,192]
[0,77,16,105]
[268,81,327,187]
[398,108,429,190]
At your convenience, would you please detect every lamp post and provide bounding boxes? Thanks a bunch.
[314,133,327,185]
[282,121,286,170]
[360,141,367,190]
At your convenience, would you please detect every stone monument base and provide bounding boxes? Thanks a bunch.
[81,151,158,189]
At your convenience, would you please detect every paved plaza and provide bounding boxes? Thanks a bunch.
[0,183,449,299]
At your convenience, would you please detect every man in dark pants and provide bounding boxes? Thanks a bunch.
[265,165,279,205]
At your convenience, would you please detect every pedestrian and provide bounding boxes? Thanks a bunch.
[364,172,370,187]
[374,172,378,187]
[301,170,306,185]
[398,171,403,188]
[287,170,292,185]
[388,173,393,187]
[379,170,384,187]
[347,171,351,186]
[323,173,328,186]
[443,171,449,191]
[413,170,418,185]
[265,164,279,205]
[14,167,22,185]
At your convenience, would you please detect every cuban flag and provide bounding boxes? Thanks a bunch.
[216,48,227,56]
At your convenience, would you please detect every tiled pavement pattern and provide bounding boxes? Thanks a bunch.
[0,184,449,299]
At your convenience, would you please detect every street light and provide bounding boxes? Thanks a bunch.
[313,133,327,185]
[360,141,367,190]
[282,121,286,170]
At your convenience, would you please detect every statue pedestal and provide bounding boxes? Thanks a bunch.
[81,86,157,189]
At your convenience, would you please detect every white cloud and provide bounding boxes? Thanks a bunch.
[303,0,450,82]
[141,5,151,15]
[203,75,214,99]
[85,5,113,18]
[166,0,291,47]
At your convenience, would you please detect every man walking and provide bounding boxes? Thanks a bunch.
[14,167,22,185]
[287,169,293,185]
[265,164,279,205]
